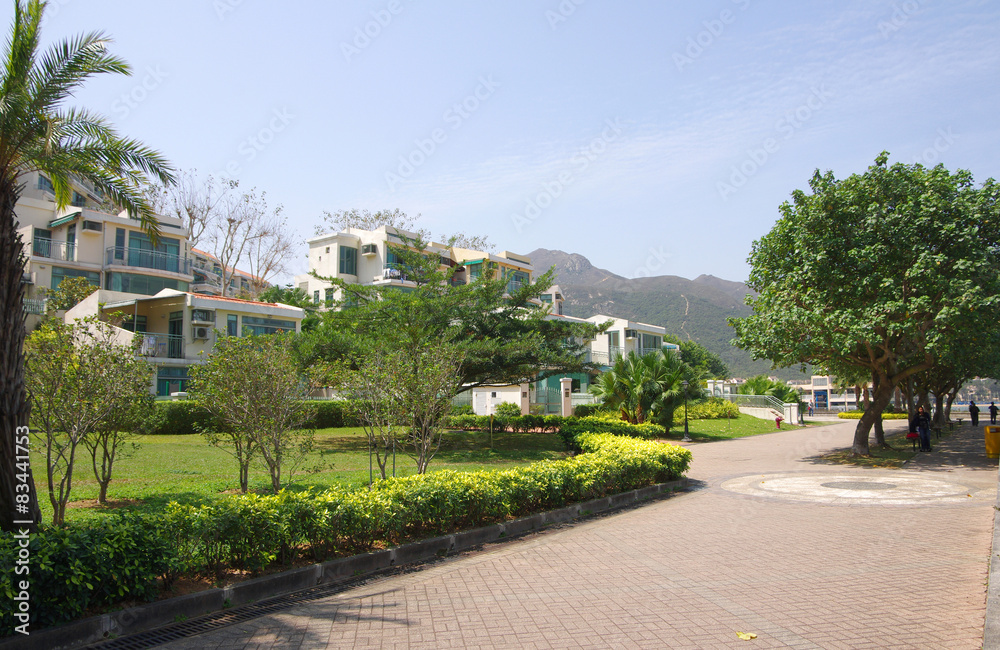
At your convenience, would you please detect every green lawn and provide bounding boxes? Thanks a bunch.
[27,428,569,524]
[660,413,809,442]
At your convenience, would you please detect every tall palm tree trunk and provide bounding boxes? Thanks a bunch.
[0,184,42,531]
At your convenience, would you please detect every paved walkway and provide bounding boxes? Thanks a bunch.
[158,420,998,649]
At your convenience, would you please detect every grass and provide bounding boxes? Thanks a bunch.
[28,427,569,525]
[660,413,812,442]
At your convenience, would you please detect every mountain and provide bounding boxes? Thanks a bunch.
[528,248,806,380]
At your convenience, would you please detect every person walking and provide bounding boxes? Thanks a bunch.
[990,402,998,425]
[915,405,932,452]
[969,400,980,427]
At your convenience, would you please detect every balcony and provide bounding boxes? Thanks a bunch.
[106,247,192,275]
[586,347,624,366]
[135,332,184,359]
[22,299,46,314]
[31,237,76,262]
[638,347,663,357]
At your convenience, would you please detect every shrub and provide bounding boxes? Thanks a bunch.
[572,403,606,418]
[493,402,522,419]
[672,398,740,424]
[146,400,217,435]
[837,411,909,420]
[450,404,474,416]
[311,400,360,429]
[556,416,665,451]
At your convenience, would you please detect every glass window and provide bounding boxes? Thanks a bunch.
[37,175,55,193]
[51,266,100,290]
[227,314,239,336]
[121,315,147,333]
[242,316,296,335]
[32,228,52,257]
[71,191,86,207]
[104,272,189,295]
[191,309,215,323]
[325,288,334,307]
[313,290,320,305]
[339,246,358,275]
[114,228,126,260]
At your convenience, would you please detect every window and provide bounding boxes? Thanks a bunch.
[66,224,76,261]
[313,290,320,305]
[51,266,99,290]
[640,333,661,350]
[339,246,358,275]
[505,269,529,294]
[191,309,215,323]
[71,191,86,207]
[242,316,296,335]
[114,228,126,260]
[37,175,55,193]
[33,228,52,257]
[325,288,334,307]
[121,315,147,333]
[540,294,552,303]
[227,314,239,336]
[325,247,330,253]
[104,272,189,295]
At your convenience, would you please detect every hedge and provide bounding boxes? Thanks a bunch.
[0,431,690,634]
[837,411,910,420]
[146,399,361,435]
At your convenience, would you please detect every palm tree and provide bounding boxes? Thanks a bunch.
[1,0,175,532]
[590,348,702,428]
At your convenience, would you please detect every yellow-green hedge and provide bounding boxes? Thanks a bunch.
[837,411,909,419]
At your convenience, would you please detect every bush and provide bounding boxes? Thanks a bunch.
[556,416,665,451]
[837,411,909,420]
[450,404,474,416]
[146,400,218,435]
[147,399,360,435]
[493,402,522,419]
[572,403,606,418]
[672,398,740,424]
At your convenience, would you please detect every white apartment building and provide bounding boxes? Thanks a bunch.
[293,226,533,306]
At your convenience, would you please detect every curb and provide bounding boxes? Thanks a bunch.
[986,467,1000,649]
[2,478,687,649]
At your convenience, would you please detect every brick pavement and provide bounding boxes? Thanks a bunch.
[157,420,998,649]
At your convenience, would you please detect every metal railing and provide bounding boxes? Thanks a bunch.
[638,347,662,357]
[134,332,184,359]
[22,299,46,314]
[106,247,192,275]
[31,237,75,261]
[727,394,788,412]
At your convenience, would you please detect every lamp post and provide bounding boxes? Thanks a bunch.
[682,380,691,442]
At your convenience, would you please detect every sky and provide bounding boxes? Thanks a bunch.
[12,0,1000,283]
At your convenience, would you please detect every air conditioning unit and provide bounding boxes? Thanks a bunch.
[192,326,210,340]
[20,272,34,285]
[81,220,103,234]
[625,329,638,340]
[361,243,378,256]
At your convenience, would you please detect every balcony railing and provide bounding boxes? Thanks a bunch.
[106,247,192,275]
[22,299,46,314]
[638,347,663,357]
[135,332,184,359]
[586,347,625,366]
[31,237,75,261]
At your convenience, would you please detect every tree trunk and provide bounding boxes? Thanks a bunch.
[0,187,42,532]
[853,380,894,455]
[873,415,888,448]
[933,392,946,428]
[944,389,957,423]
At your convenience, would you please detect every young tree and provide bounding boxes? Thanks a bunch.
[40,276,97,313]
[189,334,314,493]
[0,0,175,532]
[732,153,1000,455]
[340,352,404,481]
[315,208,419,236]
[25,318,149,523]
[396,344,465,474]
[82,338,154,504]
[590,349,701,428]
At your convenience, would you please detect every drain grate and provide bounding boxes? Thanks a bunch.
[820,481,897,491]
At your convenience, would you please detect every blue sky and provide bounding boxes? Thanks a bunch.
[14,0,1000,283]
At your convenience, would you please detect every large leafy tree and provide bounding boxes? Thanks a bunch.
[732,153,1000,455]
[0,0,175,531]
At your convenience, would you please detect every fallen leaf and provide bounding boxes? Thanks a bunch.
[736,631,757,640]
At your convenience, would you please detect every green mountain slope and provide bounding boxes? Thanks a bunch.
[529,248,808,380]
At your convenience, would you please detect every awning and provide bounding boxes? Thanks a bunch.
[48,211,82,228]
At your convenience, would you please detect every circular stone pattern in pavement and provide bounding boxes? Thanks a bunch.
[721,473,985,506]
